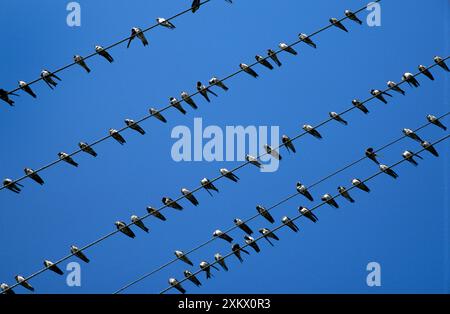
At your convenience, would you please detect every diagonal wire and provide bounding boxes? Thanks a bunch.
[113,111,450,293]
[159,133,450,294]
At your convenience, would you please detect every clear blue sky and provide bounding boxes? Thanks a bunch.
[0,0,448,294]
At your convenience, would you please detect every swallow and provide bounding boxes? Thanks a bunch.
[402,128,422,142]
[298,33,317,48]
[184,270,202,287]
[244,235,260,253]
[131,215,149,233]
[256,205,275,223]
[303,124,322,139]
[197,81,218,102]
[402,150,423,166]
[200,261,219,279]
[150,108,167,123]
[351,178,370,192]
[427,114,447,131]
[434,56,449,72]
[213,229,233,243]
[74,55,91,73]
[209,77,229,91]
[19,81,37,98]
[255,55,274,70]
[279,42,298,55]
[299,206,318,223]
[0,88,18,106]
[321,193,339,208]
[169,278,186,294]
[44,260,64,275]
[421,141,439,157]
[1,283,14,295]
[41,70,61,89]
[181,188,199,206]
[246,154,263,168]
[418,65,434,81]
[2,178,22,193]
[162,197,183,210]
[296,182,314,201]
[70,245,90,263]
[232,243,250,263]
[282,135,296,153]
[338,186,355,203]
[78,142,97,157]
[267,49,282,67]
[282,216,299,232]
[345,9,362,24]
[115,221,135,238]
[201,178,219,196]
[371,89,392,104]
[352,99,369,114]
[191,0,201,13]
[125,119,145,135]
[146,206,166,221]
[402,72,420,88]
[387,81,405,95]
[109,129,126,144]
[365,147,380,164]
[259,228,279,246]
[240,63,258,78]
[24,168,44,185]
[127,27,148,48]
[15,275,34,292]
[169,97,187,114]
[58,152,78,167]
[264,144,282,160]
[175,250,193,266]
[330,18,348,32]
[95,45,114,63]
[329,112,348,125]
[220,168,240,182]
[234,218,253,234]
[379,164,399,179]
[214,253,229,271]
[181,91,198,109]
[157,17,176,29]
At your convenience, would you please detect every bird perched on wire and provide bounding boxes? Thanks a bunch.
[184,270,202,287]
[44,260,64,275]
[329,18,348,32]
[387,81,405,95]
[282,135,296,153]
[365,147,380,164]
[338,186,355,203]
[256,205,275,223]
[220,168,239,183]
[296,182,314,201]
[95,45,114,63]
[115,221,135,239]
[232,243,250,263]
[157,17,176,29]
[78,142,98,157]
[125,119,145,135]
[24,168,44,185]
[264,144,282,160]
[181,91,198,109]
[303,124,323,139]
[329,112,348,125]
[259,228,280,246]
[244,235,260,253]
[298,33,317,48]
[255,55,274,70]
[421,141,439,157]
[169,278,186,294]
[402,72,420,87]
[371,89,392,104]
[299,206,318,223]
[434,56,449,72]
[246,154,263,168]
[0,88,18,106]
[191,0,201,13]
[162,197,183,210]
[267,49,282,67]
[345,9,362,24]
[321,193,339,208]
[209,77,229,91]
[127,27,148,48]
[418,65,434,80]
[234,218,253,234]
[279,42,298,55]
[201,178,219,195]
[402,150,423,166]
[379,164,399,179]
[58,152,78,167]
[71,245,90,263]
[146,206,166,221]
[282,216,299,232]
[109,129,126,145]
[74,55,91,73]
[170,97,187,114]
[15,275,34,292]
[213,229,233,243]
[181,188,199,206]
[427,114,447,130]
[240,63,258,78]
[197,81,218,102]
[3,178,23,194]
[199,261,219,279]
[175,250,194,266]
[150,108,167,123]
[131,215,149,233]
[402,128,423,142]
[351,178,370,192]
[18,81,37,98]
[41,70,61,89]
[352,99,369,114]
[215,253,229,271]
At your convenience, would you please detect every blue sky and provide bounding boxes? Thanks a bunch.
[0,0,449,294]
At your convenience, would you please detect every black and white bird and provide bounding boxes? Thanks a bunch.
[78,142,98,157]
[298,33,317,48]
[303,124,322,139]
[58,152,78,167]
[162,197,183,210]
[402,72,420,88]
[201,178,219,195]
[299,206,318,223]
[3,178,22,194]
[199,261,219,279]
[296,182,314,201]
[44,260,64,275]
[125,119,145,135]
[282,216,299,232]
[0,88,17,106]
[197,81,217,102]
[184,270,202,287]
[15,275,34,292]
[24,168,44,185]
[213,229,233,243]
[329,18,348,32]
[169,278,186,294]
[41,70,61,89]
[365,147,380,164]
[150,108,167,123]
[146,206,166,221]
[418,65,434,81]
[246,154,263,168]
[127,27,148,48]
[402,128,423,142]
[169,97,187,114]
[421,141,439,157]
[18,81,37,98]
[1,283,14,295]
[267,49,282,67]
[255,55,274,70]
[157,17,176,29]
[240,63,259,78]
[379,164,399,179]
[352,99,369,114]
[234,218,253,235]
[131,215,149,233]
[279,42,298,55]
[71,245,90,263]
[108,129,126,145]
[214,253,229,271]
[181,188,199,206]
[232,243,250,263]
[351,178,370,192]
[220,168,239,182]
[371,89,392,104]
[387,81,405,95]
[259,228,279,245]
[244,235,260,253]
[321,193,339,208]
[115,221,136,239]
[427,114,447,131]
[282,135,296,153]
[338,186,355,203]
[434,56,449,72]
[191,0,201,13]
[264,144,282,160]
[402,150,422,166]
[95,45,114,63]
[256,205,275,223]
[74,55,91,73]
[329,112,348,125]
[344,9,362,24]
[175,250,193,266]
[181,91,198,109]
[209,77,229,91]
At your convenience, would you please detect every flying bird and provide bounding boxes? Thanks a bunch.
[338,186,355,203]
[365,147,380,164]
[146,206,166,221]
[74,55,91,73]
[2,178,22,194]
[351,178,370,192]
[303,124,322,139]
[175,250,193,266]
[344,9,362,24]
[44,260,64,275]
[232,243,250,263]
[95,45,114,62]
[282,135,296,153]
[109,129,126,145]
[255,55,274,70]
[296,182,314,201]
[209,77,229,91]
[240,63,259,78]
[201,178,219,195]
[418,65,434,80]
[256,205,275,223]
[58,152,78,167]
[162,197,183,210]
[125,119,145,135]
[329,112,348,125]
[402,150,423,166]
[78,142,97,157]
[157,17,176,29]
[220,168,239,183]
[264,144,282,160]
[246,154,263,168]
[214,253,229,271]
[298,33,317,48]
[329,18,348,32]
[267,49,282,67]
[387,81,405,95]
[421,141,439,157]
[41,70,61,89]
[282,216,299,232]
[150,108,167,123]
[181,91,198,109]
[15,275,34,292]
[115,221,136,238]
[169,97,187,114]
[379,164,399,179]
[197,81,217,102]
[1,283,14,295]
[24,168,44,185]
[18,81,37,98]
[402,72,420,88]
[127,27,148,48]
[169,278,186,294]
[434,56,449,72]
[71,245,90,263]
[402,128,423,143]
[427,114,447,131]
[213,229,233,243]
[352,99,369,114]
[299,206,318,223]
[244,235,260,253]
[321,193,339,208]
[199,261,219,279]
[131,215,149,233]
[259,228,279,245]
[191,0,201,13]
[279,42,298,55]
[184,270,202,287]
[234,218,253,234]
[181,188,199,206]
